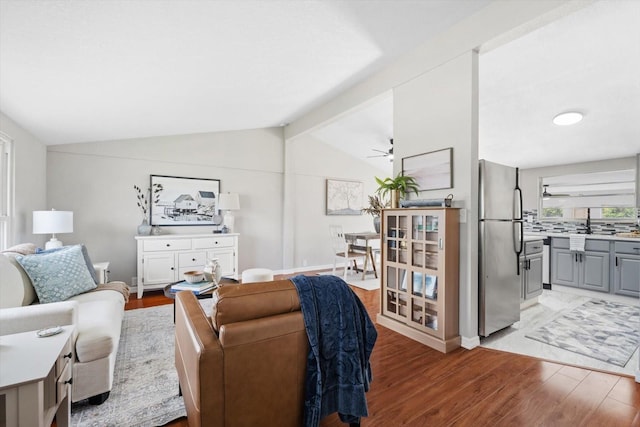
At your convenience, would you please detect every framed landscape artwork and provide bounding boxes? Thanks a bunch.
[402,148,453,191]
[326,179,364,216]
[150,175,221,226]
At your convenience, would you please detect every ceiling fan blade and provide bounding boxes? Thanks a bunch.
[371,149,388,154]
[366,154,387,158]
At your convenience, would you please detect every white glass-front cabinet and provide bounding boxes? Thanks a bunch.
[377,208,460,353]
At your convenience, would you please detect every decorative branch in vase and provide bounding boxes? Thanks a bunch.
[133,183,163,235]
[361,195,389,233]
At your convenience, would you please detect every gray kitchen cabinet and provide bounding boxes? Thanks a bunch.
[578,249,610,292]
[581,251,610,292]
[524,254,544,299]
[550,238,610,292]
[521,239,544,301]
[551,247,579,287]
[613,242,640,297]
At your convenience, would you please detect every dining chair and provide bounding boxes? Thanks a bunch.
[329,225,367,280]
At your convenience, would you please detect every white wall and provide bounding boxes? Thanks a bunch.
[394,51,479,342]
[286,0,578,346]
[0,112,47,246]
[46,128,284,284]
[520,156,637,211]
[283,133,388,270]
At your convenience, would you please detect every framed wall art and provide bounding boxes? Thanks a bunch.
[150,175,221,226]
[326,179,364,216]
[402,147,453,191]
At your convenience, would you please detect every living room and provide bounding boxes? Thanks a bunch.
[1,1,639,426]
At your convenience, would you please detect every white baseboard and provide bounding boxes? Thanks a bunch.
[461,335,480,349]
[636,369,640,383]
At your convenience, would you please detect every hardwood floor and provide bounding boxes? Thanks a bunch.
[126,274,640,427]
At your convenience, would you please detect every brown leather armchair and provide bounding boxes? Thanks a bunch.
[174,279,309,427]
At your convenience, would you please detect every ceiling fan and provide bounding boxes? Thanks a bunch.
[367,138,394,161]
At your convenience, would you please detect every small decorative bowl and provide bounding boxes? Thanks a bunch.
[183,271,205,283]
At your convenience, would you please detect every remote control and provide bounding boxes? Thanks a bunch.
[37,326,63,337]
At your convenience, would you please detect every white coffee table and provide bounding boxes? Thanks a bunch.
[0,325,74,427]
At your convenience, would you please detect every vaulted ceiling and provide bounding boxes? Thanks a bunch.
[0,0,489,145]
[311,0,640,170]
[1,1,638,171]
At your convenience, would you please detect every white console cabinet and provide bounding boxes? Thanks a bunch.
[135,233,239,298]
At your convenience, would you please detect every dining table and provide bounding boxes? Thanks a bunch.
[344,231,380,280]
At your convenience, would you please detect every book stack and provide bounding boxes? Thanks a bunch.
[170,280,215,295]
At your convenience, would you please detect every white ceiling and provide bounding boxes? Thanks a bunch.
[309,91,394,174]
[479,0,640,169]
[0,0,489,145]
[2,1,638,171]
[312,0,640,170]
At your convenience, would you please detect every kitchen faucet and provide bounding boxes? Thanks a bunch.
[585,208,592,234]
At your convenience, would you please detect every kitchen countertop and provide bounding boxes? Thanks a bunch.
[524,231,640,242]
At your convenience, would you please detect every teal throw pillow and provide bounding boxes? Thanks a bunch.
[16,245,97,303]
[36,244,99,284]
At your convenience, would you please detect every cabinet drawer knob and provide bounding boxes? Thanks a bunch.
[192,258,196,261]
[64,352,73,359]
[171,267,174,271]
[64,378,73,385]
[166,244,171,247]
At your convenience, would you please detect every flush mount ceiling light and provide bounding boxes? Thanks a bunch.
[553,111,583,126]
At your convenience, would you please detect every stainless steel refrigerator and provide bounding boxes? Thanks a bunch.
[479,159,523,337]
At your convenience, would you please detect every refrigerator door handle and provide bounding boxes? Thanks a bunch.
[514,187,523,221]
[514,221,523,275]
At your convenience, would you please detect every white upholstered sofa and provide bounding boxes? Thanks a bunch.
[0,244,127,404]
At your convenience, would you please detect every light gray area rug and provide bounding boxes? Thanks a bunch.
[71,300,212,426]
[525,299,640,367]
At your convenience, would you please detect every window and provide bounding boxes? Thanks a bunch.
[602,207,636,218]
[540,169,637,221]
[0,132,14,250]
[541,207,563,218]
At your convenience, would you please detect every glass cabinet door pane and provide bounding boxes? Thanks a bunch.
[399,268,408,292]
[398,294,408,319]
[425,274,438,300]
[412,215,424,240]
[412,271,423,296]
[386,290,398,314]
[399,268,407,291]
[387,215,397,229]
[387,266,397,289]
[425,302,438,331]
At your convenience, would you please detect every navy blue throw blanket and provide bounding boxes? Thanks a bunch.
[290,274,377,427]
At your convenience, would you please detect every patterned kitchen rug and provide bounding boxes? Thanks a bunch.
[525,299,640,367]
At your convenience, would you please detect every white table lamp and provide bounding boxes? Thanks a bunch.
[218,193,240,233]
[33,209,74,249]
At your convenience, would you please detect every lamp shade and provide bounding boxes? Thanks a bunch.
[218,193,240,211]
[33,210,74,234]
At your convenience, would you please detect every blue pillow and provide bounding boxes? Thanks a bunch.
[16,245,97,303]
[36,244,99,284]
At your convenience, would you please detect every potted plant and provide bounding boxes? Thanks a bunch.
[375,173,419,208]
[361,195,388,233]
